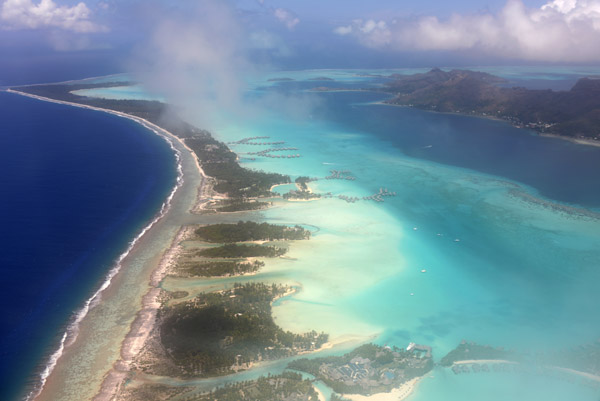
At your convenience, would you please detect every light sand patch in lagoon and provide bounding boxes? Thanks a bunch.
[343,378,421,401]
[263,197,406,339]
[314,386,327,401]
[71,85,165,102]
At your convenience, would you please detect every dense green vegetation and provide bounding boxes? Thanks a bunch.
[383,68,600,139]
[159,283,328,377]
[185,137,289,197]
[116,383,193,401]
[188,372,319,401]
[289,344,396,376]
[283,190,321,200]
[215,199,271,212]
[175,222,309,277]
[295,176,312,191]
[283,177,321,200]
[440,341,515,367]
[178,260,264,277]
[289,343,433,395]
[195,221,310,243]
[14,84,290,198]
[117,372,320,401]
[197,243,286,258]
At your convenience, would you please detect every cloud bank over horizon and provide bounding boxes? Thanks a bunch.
[334,0,600,62]
[0,0,106,33]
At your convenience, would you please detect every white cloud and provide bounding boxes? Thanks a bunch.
[0,0,106,32]
[131,0,319,130]
[334,19,392,48]
[333,25,352,35]
[131,0,251,129]
[254,1,299,30]
[273,7,299,29]
[334,0,600,62]
[360,19,387,34]
[542,0,578,13]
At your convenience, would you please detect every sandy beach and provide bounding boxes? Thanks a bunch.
[343,378,421,401]
[314,386,327,401]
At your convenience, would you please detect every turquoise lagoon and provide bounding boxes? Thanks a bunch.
[94,68,600,400]
[71,84,165,101]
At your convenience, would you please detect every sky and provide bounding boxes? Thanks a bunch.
[1,0,600,85]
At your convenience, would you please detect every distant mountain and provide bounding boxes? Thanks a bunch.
[384,69,600,140]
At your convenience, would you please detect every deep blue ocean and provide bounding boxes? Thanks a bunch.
[0,92,177,400]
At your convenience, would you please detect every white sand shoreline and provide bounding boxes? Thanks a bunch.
[343,377,421,401]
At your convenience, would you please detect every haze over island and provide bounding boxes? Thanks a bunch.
[1,1,600,401]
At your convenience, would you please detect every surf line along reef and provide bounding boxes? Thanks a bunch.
[8,82,434,401]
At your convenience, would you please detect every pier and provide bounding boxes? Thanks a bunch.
[325,170,356,180]
[363,187,397,203]
[337,194,360,203]
[452,362,511,375]
[229,136,302,158]
[247,147,301,158]
[256,153,301,159]
[321,187,397,205]
[247,147,299,155]
[245,141,286,146]
[228,136,270,144]
[228,136,286,146]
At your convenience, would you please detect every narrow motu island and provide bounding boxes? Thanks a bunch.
[6,83,356,401]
